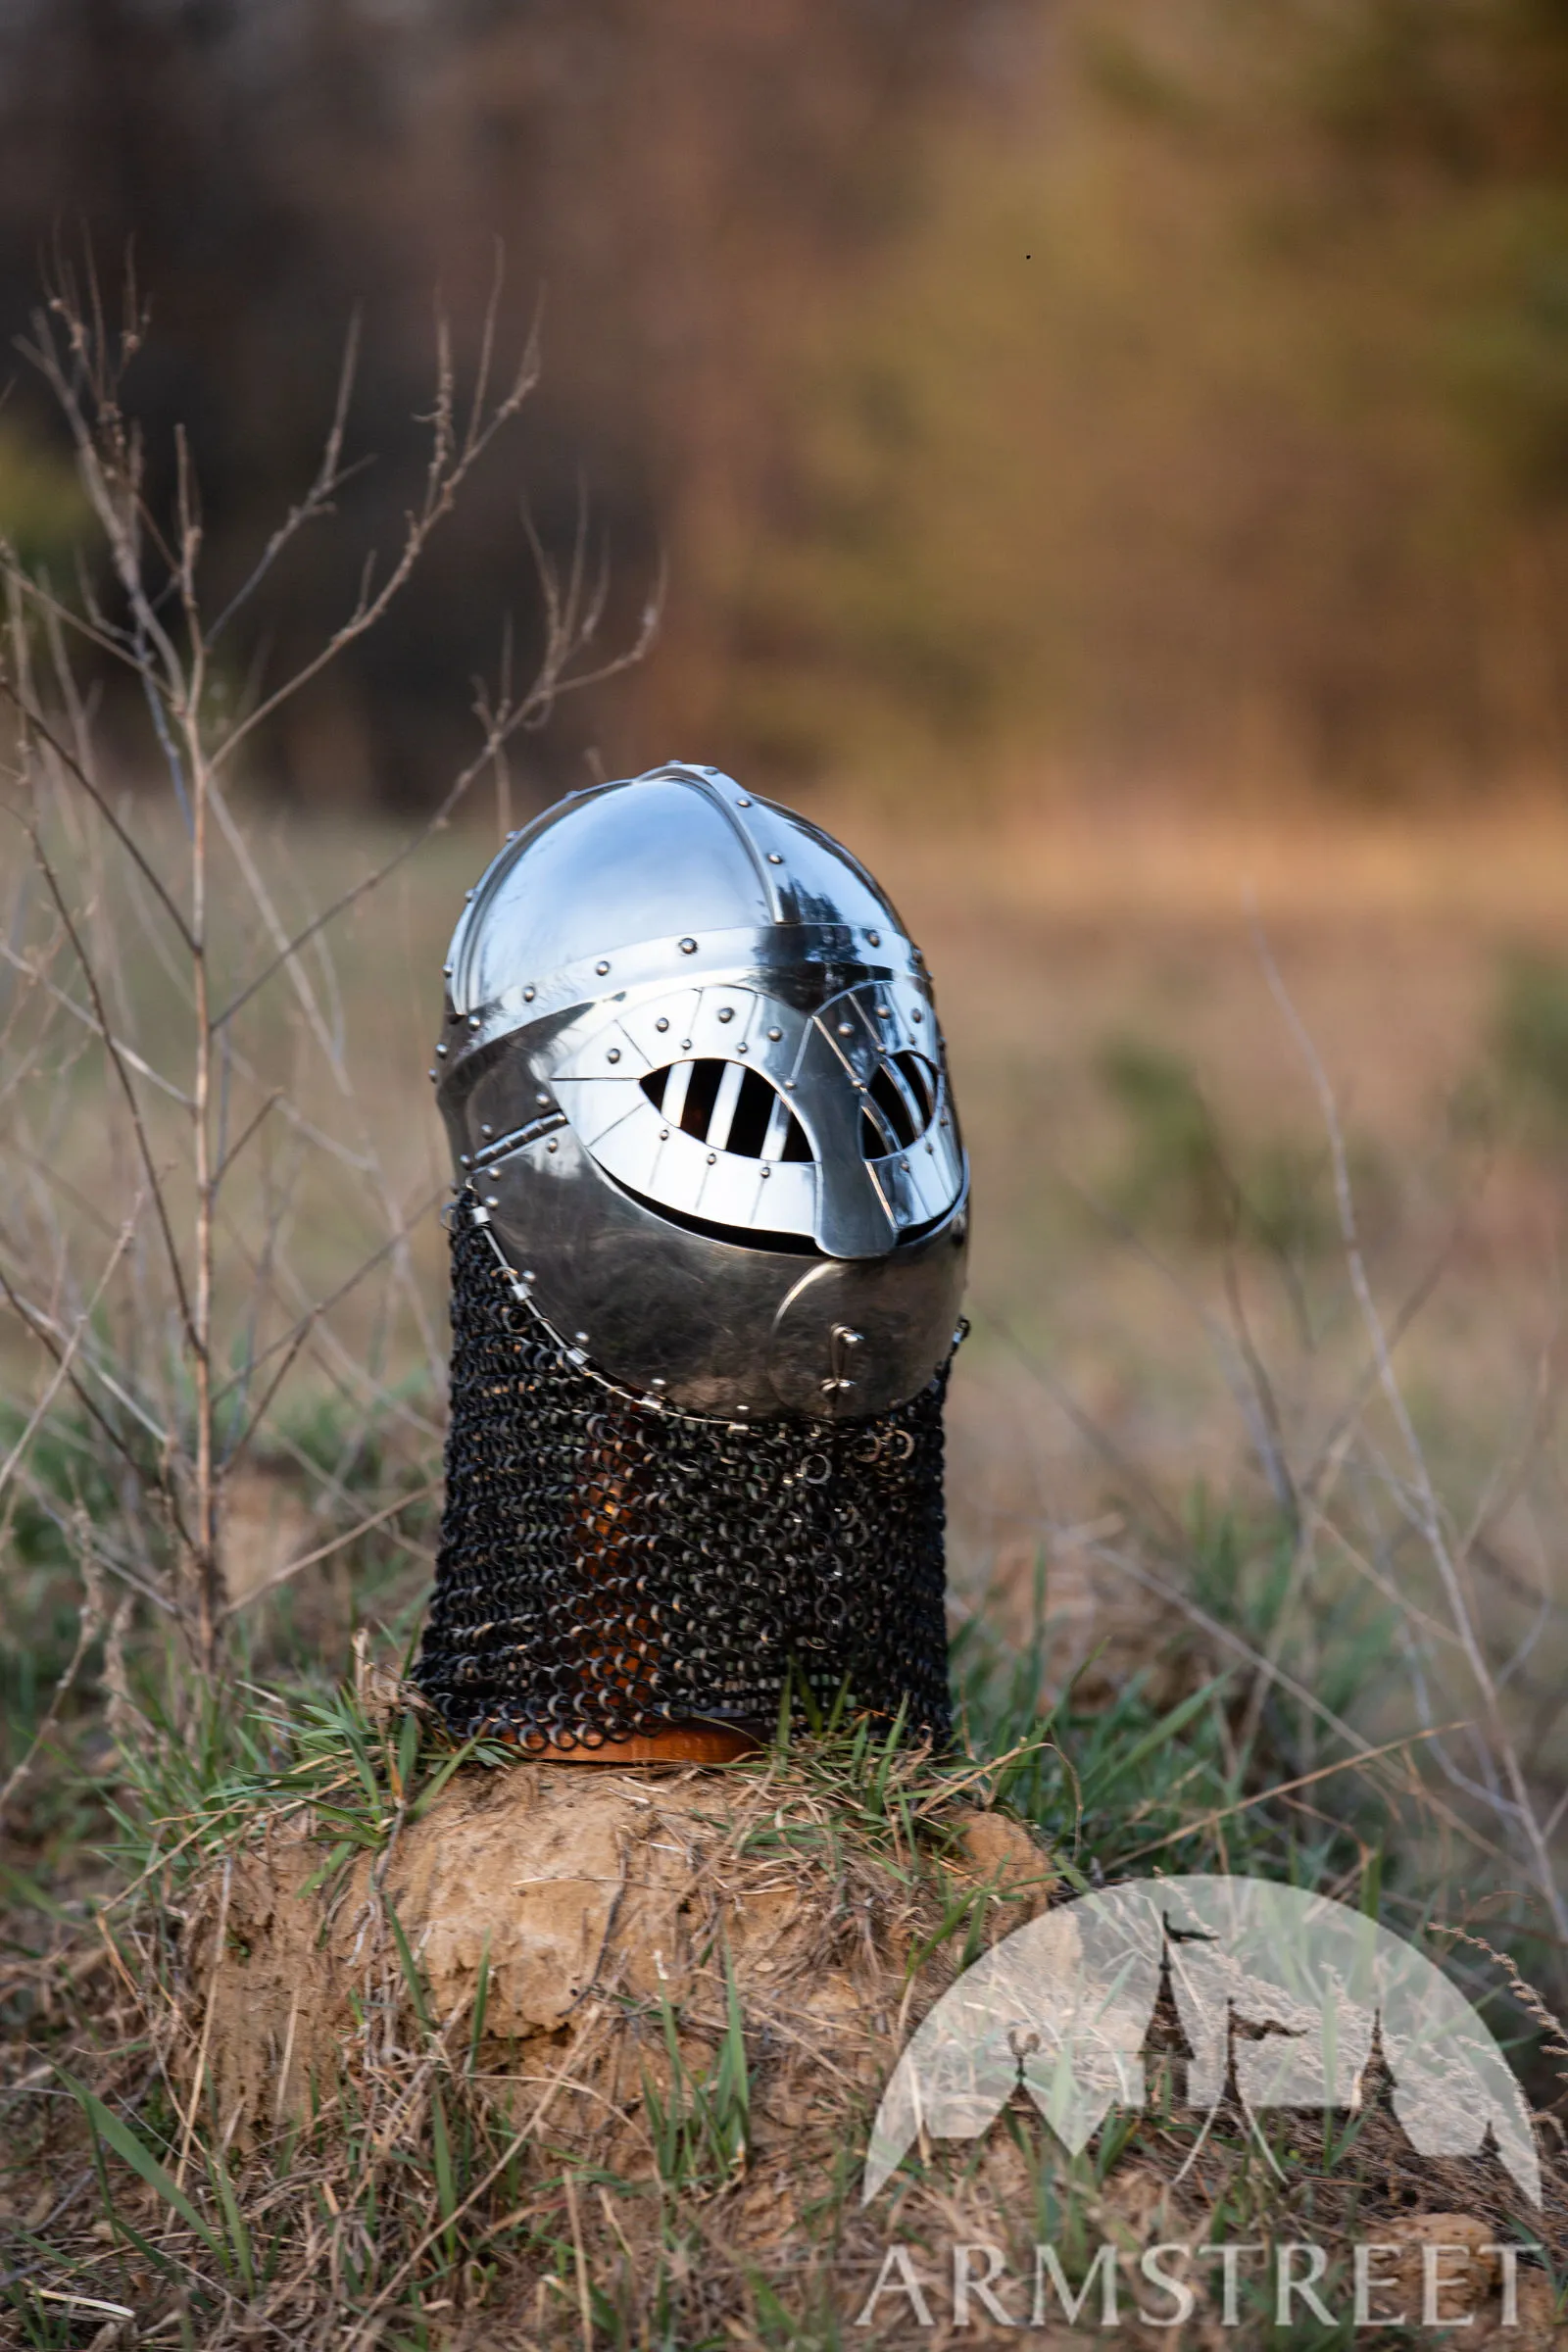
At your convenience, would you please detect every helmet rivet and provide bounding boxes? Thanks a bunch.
[547,1138,559,1152]
[595,959,611,976]
[575,1331,589,1346]
[875,1004,889,1018]
[436,1043,448,1056]
[681,1039,692,1052]
[717,1006,734,1023]
[459,1153,471,1166]
[537,1091,550,1104]
[659,1127,669,1140]
[523,985,536,1002]
[679,937,697,954]
[486,1194,500,1208]
[901,1158,910,1172]
[656,1016,669,1033]
[428,1068,437,1080]
[838,1021,853,1036]
[442,962,453,976]
[468,1014,481,1029]
[481,1123,493,1136]
[737,796,752,808]
[868,931,880,947]
[766,852,783,865]
[912,1008,923,1023]
[760,1165,770,1178]
[707,1152,717,1164]
[607,1048,621,1063]
[737,1042,748,1054]
[785,1079,797,1090]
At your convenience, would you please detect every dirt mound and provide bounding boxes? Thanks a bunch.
[169,1757,1562,2346]
[184,1752,1052,2151]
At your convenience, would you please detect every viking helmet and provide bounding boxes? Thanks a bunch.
[433,762,968,1421]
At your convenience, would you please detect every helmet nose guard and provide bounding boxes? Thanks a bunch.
[434,764,969,1420]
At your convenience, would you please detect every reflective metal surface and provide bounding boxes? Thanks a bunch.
[437,762,969,1418]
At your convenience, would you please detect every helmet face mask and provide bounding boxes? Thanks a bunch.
[437,763,969,1421]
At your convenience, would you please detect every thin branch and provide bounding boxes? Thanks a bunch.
[0,676,197,951]
[1118,1723,1463,1866]
[0,1256,180,1459]
[206,775,350,1090]
[23,821,197,1347]
[211,547,660,1036]
[210,304,543,771]
[220,1479,441,1620]
[212,1089,283,1184]
[207,312,365,647]
[0,1201,141,1509]
[0,936,193,1104]
[210,1185,446,1420]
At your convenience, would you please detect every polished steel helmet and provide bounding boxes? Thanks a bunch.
[433,762,968,1420]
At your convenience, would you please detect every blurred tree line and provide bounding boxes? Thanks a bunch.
[0,0,1565,812]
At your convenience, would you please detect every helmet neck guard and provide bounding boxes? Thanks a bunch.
[413,1192,955,1749]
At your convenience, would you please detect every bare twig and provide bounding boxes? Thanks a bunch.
[1,264,652,1700]
[220,1478,440,1620]
[1250,906,1568,1939]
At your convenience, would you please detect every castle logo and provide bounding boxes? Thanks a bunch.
[863,1873,1541,2206]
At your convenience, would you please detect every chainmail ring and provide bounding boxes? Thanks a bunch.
[414,1193,954,1749]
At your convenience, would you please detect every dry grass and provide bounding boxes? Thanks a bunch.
[4,1709,1564,2347]
[2,282,1567,2347]
[7,788,1568,2341]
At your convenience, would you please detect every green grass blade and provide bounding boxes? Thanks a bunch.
[59,2068,224,2262]
[383,1898,433,2033]
[467,1937,492,2075]
[1082,1675,1230,1796]
[206,2140,256,2294]
[430,2081,458,2249]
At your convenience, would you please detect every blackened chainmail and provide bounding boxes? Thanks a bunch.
[413,1193,953,1749]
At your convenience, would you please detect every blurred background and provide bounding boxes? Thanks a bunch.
[3,0,1568,1952]
[5,0,1568,808]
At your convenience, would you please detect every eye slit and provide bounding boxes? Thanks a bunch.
[679,1056,725,1139]
[894,1051,937,1124]
[727,1066,777,1157]
[858,1054,941,1161]
[640,1059,815,1161]
[869,1064,917,1151]
[859,1103,896,1159]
